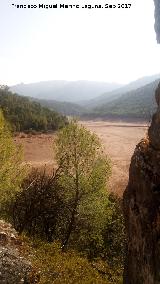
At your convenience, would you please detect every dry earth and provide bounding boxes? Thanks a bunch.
[14,121,148,196]
[81,121,148,196]
[14,133,56,168]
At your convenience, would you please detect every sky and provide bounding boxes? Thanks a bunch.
[0,0,160,85]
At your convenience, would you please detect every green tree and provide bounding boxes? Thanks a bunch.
[0,110,26,212]
[10,119,125,280]
[54,120,111,250]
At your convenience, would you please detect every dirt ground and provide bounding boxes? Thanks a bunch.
[14,121,148,196]
[81,121,148,196]
[14,133,56,168]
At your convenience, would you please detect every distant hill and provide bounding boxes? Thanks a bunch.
[88,79,160,121]
[0,87,68,132]
[8,75,160,121]
[84,74,160,109]
[30,98,87,116]
[10,80,122,103]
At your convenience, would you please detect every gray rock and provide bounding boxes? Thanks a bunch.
[148,83,160,150]
[123,83,160,283]
[0,247,32,284]
[0,220,39,284]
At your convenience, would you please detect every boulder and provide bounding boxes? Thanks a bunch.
[0,220,39,284]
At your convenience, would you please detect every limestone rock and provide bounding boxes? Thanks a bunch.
[0,220,39,284]
[123,83,160,283]
[155,82,160,106]
[148,82,160,150]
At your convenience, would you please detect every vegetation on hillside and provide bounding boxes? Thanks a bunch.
[29,79,158,120]
[88,80,159,120]
[0,86,68,132]
[31,98,87,116]
[25,239,123,284]
[84,75,160,109]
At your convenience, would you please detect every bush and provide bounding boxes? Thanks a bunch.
[11,168,68,242]
[11,169,125,267]
[102,193,126,267]
[0,110,26,215]
[26,239,122,284]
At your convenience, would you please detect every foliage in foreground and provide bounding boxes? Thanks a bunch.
[11,168,65,239]
[0,110,26,211]
[54,120,111,250]
[24,239,123,284]
[11,168,125,280]
[6,120,125,282]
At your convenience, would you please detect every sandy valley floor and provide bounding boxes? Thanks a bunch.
[15,120,148,196]
[81,121,148,195]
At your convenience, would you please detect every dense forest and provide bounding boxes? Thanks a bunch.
[0,87,68,132]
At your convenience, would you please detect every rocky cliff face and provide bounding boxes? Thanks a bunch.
[123,4,160,283]
[154,0,160,43]
[123,83,160,283]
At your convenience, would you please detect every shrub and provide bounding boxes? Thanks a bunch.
[0,110,26,215]
[26,239,121,284]
[11,168,67,242]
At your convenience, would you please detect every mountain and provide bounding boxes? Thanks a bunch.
[9,75,160,120]
[84,74,160,109]
[10,80,122,103]
[88,79,160,120]
[29,98,86,116]
[0,87,68,132]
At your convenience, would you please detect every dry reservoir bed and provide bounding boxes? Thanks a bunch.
[15,121,148,196]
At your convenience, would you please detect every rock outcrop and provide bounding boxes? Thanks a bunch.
[0,220,39,284]
[154,0,160,43]
[123,83,160,283]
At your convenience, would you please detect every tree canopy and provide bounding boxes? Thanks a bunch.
[54,120,111,250]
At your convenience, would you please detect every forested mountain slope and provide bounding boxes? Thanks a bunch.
[0,88,68,132]
[88,79,160,120]
[30,98,86,116]
[84,74,160,109]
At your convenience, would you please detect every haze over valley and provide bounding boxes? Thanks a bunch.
[9,73,160,120]
[10,80,122,102]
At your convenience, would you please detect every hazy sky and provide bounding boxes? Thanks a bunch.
[0,0,160,85]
